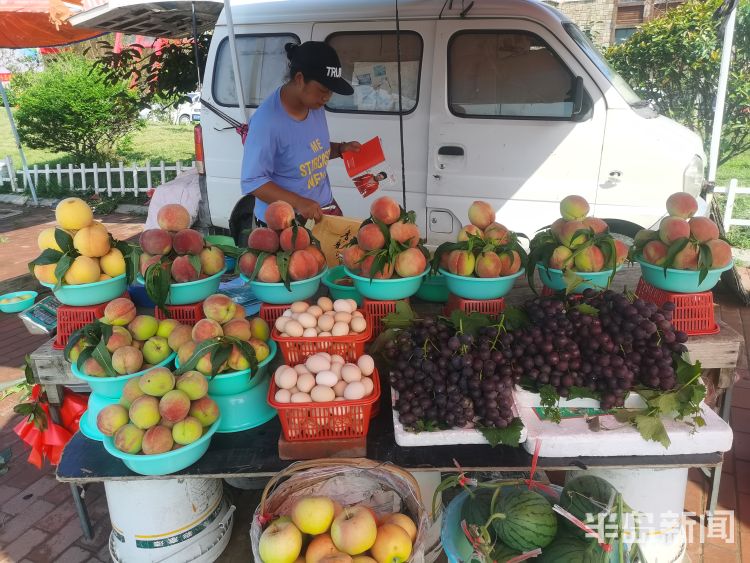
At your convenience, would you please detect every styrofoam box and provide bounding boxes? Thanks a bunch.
[391,388,528,447]
[514,385,648,409]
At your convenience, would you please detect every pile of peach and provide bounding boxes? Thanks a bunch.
[343,196,428,279]
[273,353,376,403]
[68,297,184,377]
[274,297,367,338]
[174,294,272,375]
[543,195,627,272]
[634,192,732,270]
[259,496,415,563]
[238,201,326,283]
[139,204,225,283]
[96,367,219,454]
[33,197,128,286]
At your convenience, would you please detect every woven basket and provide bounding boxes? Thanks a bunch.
[250,458,434,562]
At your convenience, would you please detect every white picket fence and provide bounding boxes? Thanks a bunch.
[714,179,750,232]
[0,157,196,196]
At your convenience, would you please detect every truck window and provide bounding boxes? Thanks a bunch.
[213,34,299,107]
[325,31,423,114]
[448,30,579,119]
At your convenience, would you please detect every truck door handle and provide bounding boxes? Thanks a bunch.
[438,146,464,156]
[609,170,622,177]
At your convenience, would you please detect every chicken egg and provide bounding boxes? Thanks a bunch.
[315,370,339,388]
[284,320,304,337]
[296,373,316,394]
[350,316,367,334]
[305,354,330,374]
[361,377,374,396]
[274,366,298,390]
[333,380,348,397]
[346,299,358,312]
[341,363,362,383]
[282,309,293,317]
[298,312,317,329]
[330,362,342,377]
[307,305,323,318]
[317,296,333,311]
[291,392,312,403]
[333,299,353,313]
[317,314,335,332]
[352,310,364,318]
[303,327,318,337]
[334,312,352,324]
[288,386,299,394]
[343,381,366,400]
[330,354,346,365]
[318,331,332,337]
[293,364,310,375]
[331,322,349,337]
[275,316,290,332]
[290,301,309,314]
[274,389,291,403]
[311,385,336,402]
[357,355,375,376]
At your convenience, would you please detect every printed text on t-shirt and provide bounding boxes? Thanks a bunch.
[299,138,330,190]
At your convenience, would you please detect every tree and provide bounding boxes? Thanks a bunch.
[606,0,750,165]
[14,54,141,160]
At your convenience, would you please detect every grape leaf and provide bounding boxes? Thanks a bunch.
[575,303,600,316]
[651,391,681,415]
[567,386,601,401]
[383,301,417,329]
[539,384,561,423]
[501,306,529,331]
[478,418,524,447]
[449,310,493,337]
[634,415,671,448]
[675,354,702,385]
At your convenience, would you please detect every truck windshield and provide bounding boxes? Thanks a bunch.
[564,23,643,107]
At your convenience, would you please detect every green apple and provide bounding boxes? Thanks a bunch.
[142,336,171,365]
[258,516,302,563]
[156,318,180,339]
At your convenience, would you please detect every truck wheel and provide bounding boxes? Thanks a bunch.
[177,114,191,125]
[229,194,257,246]
[605,219,642,245]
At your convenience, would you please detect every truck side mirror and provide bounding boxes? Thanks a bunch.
[571,76,584,118]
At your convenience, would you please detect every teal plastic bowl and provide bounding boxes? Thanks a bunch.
[211,373,276,433]
[636,256,732,293]
[415,273,449,303]
[0,291,37,313]
[240,268,327,305]
[538,264,622,294]
[79,393,119,441]
[136,269,225,305]
[343,267,428,301]
[322,265,363,306]
[438,268,524,300]
[41,274,127,306]
[71,353,176,399]
[175,340,277,396]
[102,418,221,476]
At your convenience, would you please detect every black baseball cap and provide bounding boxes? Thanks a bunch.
[286,41,354,96]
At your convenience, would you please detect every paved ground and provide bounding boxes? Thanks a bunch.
[0,202,748,562]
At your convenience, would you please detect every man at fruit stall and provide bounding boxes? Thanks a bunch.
[241,41,361,225]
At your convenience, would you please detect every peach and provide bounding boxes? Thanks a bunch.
[265,201,296,231]
[223,318,252,340]
[549,245,574,270]
[189,396,220,426]
[499,250,522,275]
[139,252,163,277]
[37,227,63,252]
[106,326,133,353]
[233,303,247,320]
[574,245,605,272]
[141,425,174,454]
[257,256,281,283]
[171,255,200,283]
[289,249,319,281]
[33,264,58,285]
[370,196,401,225]
[177,341,197,366]
[390,221,421,247]
[238,252,258,277]
[343,245,366,272]
[582,217,608,235]
[140,229,173,255]
[64,256,100,285]
[157,204,191,231]
[475,252,503,278]
[249,338,270,362]
[249,317,270,341]
[484,223,510,245]
[227,344,251,371]
[248,227,280,253]
[203,294,237,324]
[643,240,669,266]
[447,250,476,276]
[659,216,690,245]
[157,319,180,339]
[558,221,588,248]
[96,404,129,436]
[114,424,144,454]
[614,240,629,266]
[111,346,143,375]
[120,377,145,408]
[468,201,495,230]
[195,351,217,376]
[672,243,699,270]
[550,218,567,241]
[172,229,205,255]
[103,297,136,326]
[689,217,719,243]
[172,416,204,445]
[83,357,106,377]
[394,248,427,278]
[200,246,225,276]
[706,239,732,268]
[55,197,93,230]
[99,274,112,281]
[138,367,175,397]
[100,248,126,277]
[128,315,159,341]
[192,318,224,343]
[666,192,698,219]
[68,340,86,363]
[280,226,311,252]
[159,389,191,423]
[634,229,658,247]
[358,224,386,251]
[359,255,393,279]
[73,225,111,258]
[129,395,161,430]
[175,371,209,400]
[560,195,590,221]
[307,245,327,273]
[457,224,483,242]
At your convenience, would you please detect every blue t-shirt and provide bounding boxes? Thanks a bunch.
[240,87,332,222]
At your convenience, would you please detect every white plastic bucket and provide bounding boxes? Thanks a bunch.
[105,478,235,563]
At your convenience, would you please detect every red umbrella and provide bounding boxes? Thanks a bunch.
[0,0,102,48]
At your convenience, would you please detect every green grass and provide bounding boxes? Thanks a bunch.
[713,152,750,248]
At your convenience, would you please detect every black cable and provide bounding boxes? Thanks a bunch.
[395,0,407,209]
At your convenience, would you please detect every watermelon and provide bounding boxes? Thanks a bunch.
[460,488,495,528]
[491,489,558,552]
[491,542,521,562]
[560,475,617,532]
[538,535,609,563]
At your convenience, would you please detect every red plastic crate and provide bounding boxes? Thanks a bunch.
[635,278,718,336]
[271,320,372,365]
[362,298,408,336]
[154,302,205,326]
[260,303,293,326]
[443,294,505,318]
[53,302,109,349]
[268,368,381,441]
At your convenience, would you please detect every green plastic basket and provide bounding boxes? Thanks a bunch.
[537,264,621,294]
[636,256,732,293]
[439,268,523,300]
[240,268,327,305]
[0,291,37,313]
[41,275,127,306]
[415,273,449,303]
[343,267,428,301]
[322,265,363,306]
[136,269,225,305]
